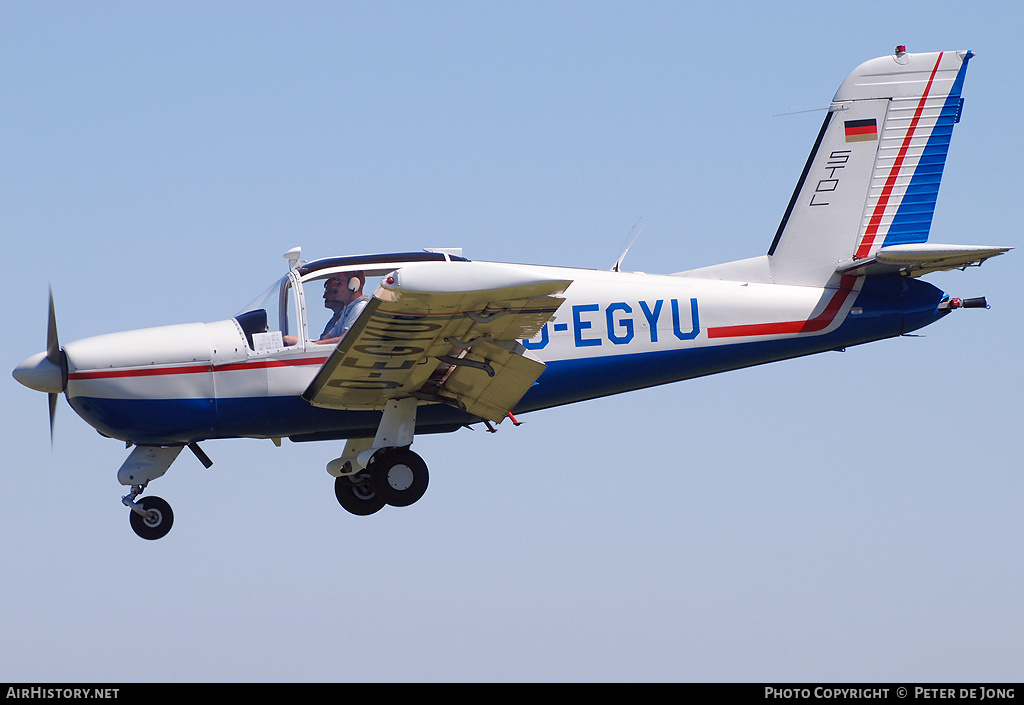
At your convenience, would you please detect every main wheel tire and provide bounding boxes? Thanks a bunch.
[129,496,174,540]
[334,473,386,516]
[369,449,429,508]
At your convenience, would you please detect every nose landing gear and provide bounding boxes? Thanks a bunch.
[124,488,174,540]
[115,444,208,540]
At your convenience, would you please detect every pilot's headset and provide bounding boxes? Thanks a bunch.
[346,272,363,293]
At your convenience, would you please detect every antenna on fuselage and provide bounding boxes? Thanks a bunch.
[770,104,832,118]
[612,219,644,272]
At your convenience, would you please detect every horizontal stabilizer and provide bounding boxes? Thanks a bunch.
[835,243,1011,278]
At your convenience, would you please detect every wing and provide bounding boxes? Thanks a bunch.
[836,243,1011,278]
[302,261,571,422]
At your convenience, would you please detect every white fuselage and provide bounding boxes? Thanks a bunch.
[54,258,944,445]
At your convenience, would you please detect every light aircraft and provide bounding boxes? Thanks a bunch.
[13,48,1011,539]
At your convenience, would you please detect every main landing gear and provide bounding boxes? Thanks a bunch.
[332,447,430,516]
[327,398,430,516]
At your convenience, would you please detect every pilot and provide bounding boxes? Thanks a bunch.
[315,271,369,345]
[283,272,369,346]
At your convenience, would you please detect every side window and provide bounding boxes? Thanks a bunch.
[303,272,381,343]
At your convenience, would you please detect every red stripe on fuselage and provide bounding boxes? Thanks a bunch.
[68,356,328,381]
[212,357,330,373]
[706,276,857,339]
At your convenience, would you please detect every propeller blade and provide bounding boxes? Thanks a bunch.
[47,286,62,447]
[47,286,60,366]
[49,392,58,447]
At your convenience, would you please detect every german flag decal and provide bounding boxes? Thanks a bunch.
[844,118,878,143]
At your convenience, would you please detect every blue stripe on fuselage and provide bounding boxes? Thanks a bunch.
[518,276,945,411]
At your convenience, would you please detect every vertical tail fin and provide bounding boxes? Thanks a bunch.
[768,49,973,286]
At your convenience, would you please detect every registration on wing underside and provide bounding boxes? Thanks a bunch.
[301,269,571,422]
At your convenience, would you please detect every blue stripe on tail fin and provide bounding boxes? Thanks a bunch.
[883,55,972,247]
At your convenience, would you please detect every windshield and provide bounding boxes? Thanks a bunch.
[234,269,385,350]
[235,275,298,350]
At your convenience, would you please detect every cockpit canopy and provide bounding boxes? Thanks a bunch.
[235,250,469,352]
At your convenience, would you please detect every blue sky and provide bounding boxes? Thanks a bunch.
[2,1,1021,682]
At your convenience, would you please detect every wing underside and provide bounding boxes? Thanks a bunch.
[302,262,571,423]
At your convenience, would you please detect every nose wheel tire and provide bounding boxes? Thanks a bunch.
[335,473,386,516]
[369,448,429,507]
[129,496,174,540]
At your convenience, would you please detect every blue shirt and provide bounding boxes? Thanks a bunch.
[320,296,369,340]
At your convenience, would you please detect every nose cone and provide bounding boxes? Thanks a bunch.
[13,351,64,393]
